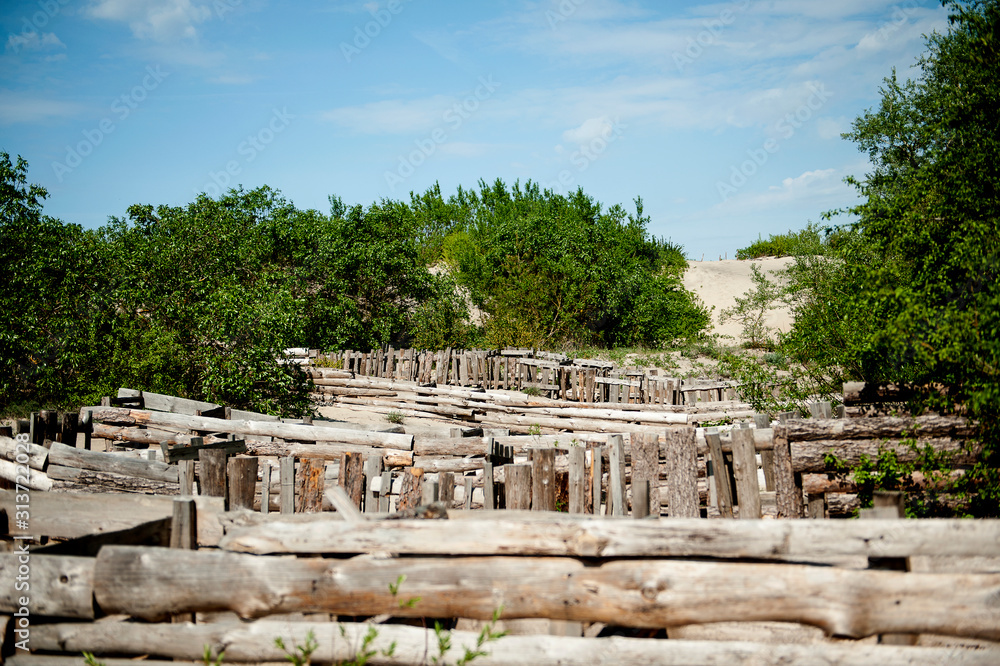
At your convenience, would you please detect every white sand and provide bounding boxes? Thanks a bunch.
[683,257,795,342]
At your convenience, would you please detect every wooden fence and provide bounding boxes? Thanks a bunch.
[287,347,739,406]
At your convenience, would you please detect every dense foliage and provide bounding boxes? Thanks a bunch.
[725,0,1000,515]
[734,223,830,260]
[0,164,707,415]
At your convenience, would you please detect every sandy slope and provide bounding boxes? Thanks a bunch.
[683,257,795,342]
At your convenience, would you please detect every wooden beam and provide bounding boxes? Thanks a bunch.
[0,554,95,619]
[24,620,998,665]
[91,545,1000,639]
[48,442,178,482]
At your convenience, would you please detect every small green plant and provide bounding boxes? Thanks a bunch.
[456,606,508,665]
[389,573,421,609]
[521,386,542,397]
[719,264,781,349]
[527,423,542,436]
[275,630,319,666]
[83,653,105,666]
[385,411,405,425]
[338,624,397,666]
[313,355,344,369]
[202,645,225,666]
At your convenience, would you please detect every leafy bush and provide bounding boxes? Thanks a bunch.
[735,223,828,259]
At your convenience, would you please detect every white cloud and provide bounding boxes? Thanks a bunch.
[210,74,254,85]
[562,117,616,146]
[321,95,458,134]
[0,92,85,124]
[6,31,66,53]
[87,0,213,42]
[817,116,849,140]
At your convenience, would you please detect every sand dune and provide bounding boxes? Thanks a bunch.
[683,257,795,342]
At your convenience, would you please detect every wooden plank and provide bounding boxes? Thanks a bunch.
[772,423,803,519]
[170,497,197,550]
[632,433,661,517]
[608,436,626,516]
[48,442,178,482]
[260,463,271,514]
[85,407,413,450]
[279,457,295,514]
[731,428,761,520]
[0,554,94,619]
[198,449,227,500]
[48,466,179,494]
[161,438,247,463]
[504,464,532,510]
[0,490,223,544]
[592,445,603,515]
[530,448,556,512]
[25,620,999,665]
[705,429,733,519]
[568,446,585,514]
[91,545,1000,639]
[227,457,259,511]
[295,458,325,513]
[663,428,699,518]
[337,452,364,509]
[791,438,975,473]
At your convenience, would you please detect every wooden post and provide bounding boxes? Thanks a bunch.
[363,454,383,514]
[632,433,661,517]
[754,414,776,491]
[227,456,259,511]
[379,470,392,512]
[863,491,916,646]
[421,479,439,505]
[169,497,197,550]
[592,445,603,515]
[177,460,195,496]
[664,428,700,518]
[280,456,295,514]
[338,452,365,509]
[809,401,832,419]
[261,464,272,514]
[530,448,556,512]
[568,446,586,514]
[608,435,626,516]
[439,471,455,507]
[59,412,79,446]
[632,479,650,519]
[198,449,228,506]
[705,428,733,518]
[80,409,92,450]
[483,461,495,510]
[397,468,424,512]
[731,428,761,519]
[773,414,803,519]
[504,464,532,510]
[295,458,325,513]
[463,476,474,510]
[807,494,827,519]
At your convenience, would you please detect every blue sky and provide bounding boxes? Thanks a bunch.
[1,0,948,257]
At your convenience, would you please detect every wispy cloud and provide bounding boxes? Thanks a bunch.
[6,31,66,53]
[86,0,213,42]
[321,95,458,134]
[0,92,86,124]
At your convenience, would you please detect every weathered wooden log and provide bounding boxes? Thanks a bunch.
[791,438,976,473]
[162,438,247,463]
[515,406,687,425]
[48,442,178,482]
[530,448,556,511]
[780,415,973,441]
[227,457,259,511]
[731,428,761,520]
[246,441,412,467]
[414,434,607,457]
[0,554,94,619]
[335,396,476,419]
[0,459,52,491]
[90,423,222,448]
[48,466,180,494]
[663,428,699,518]
[476,412,672,434]
[218,515,1000,561]
[295,458,325,513]
[116,388,281,422]
[92,545,1000,639]
[0,490,224,544]
[0,435,48,470]
[632,433,661,516]
[26,620,999,665]
[84,407,413,450]
[802,469,968,494]
[773,425,803,519]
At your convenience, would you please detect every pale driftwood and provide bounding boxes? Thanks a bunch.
[476,412,670,434]
[26,620,1000,665]
[0,459,51,490]
[116,388,281,422]
[663,428,699,518]
[731,428,761,520]
[93,545,1000,639]
[324,485,365,522]
[778,415,972,441]
[48,466,180,494]
[0,490,224,545]
[515,406,687,425]
[791,438,976,473]
[414,434,607,456]
[0,554,94,619]
[0,435,48,470]
[90,423,215,448]
[84,407,413,450]
[335,396,476,419]
[48,442,178,482]
[246,441,413,467]
[218,516,1000,561]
